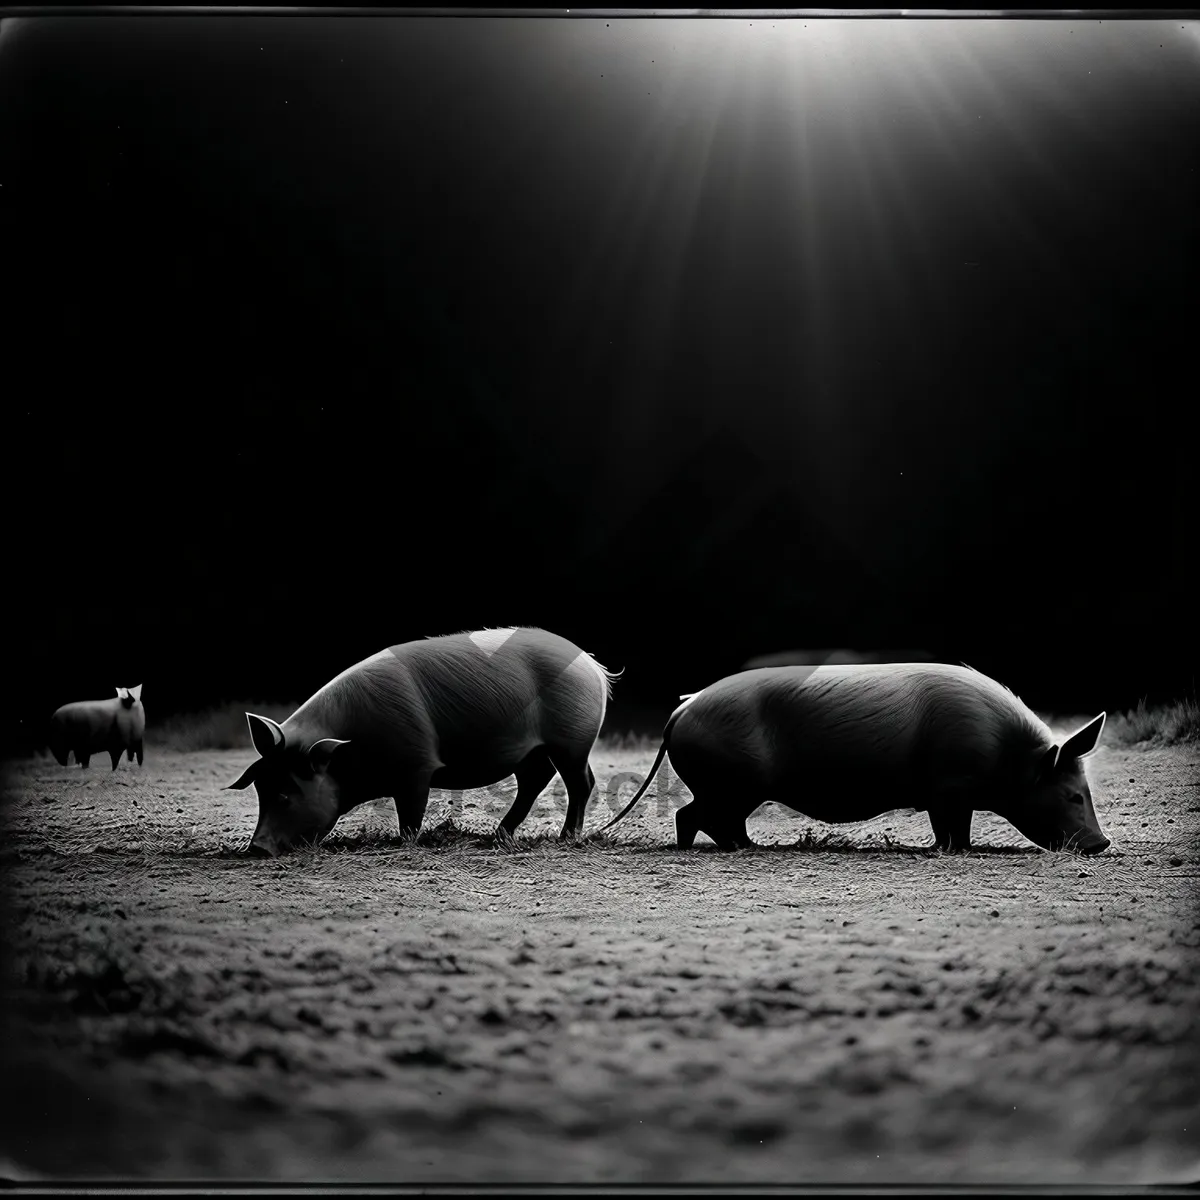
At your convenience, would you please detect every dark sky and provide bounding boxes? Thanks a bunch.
[1,13,1196,744]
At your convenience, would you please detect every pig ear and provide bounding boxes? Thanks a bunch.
[225,760,261,790]
[246,713,285,758]
[1060,712,1106,761]
[115,687,127,699]
[130,684,143,702]
[1036,743,1061,781]
[307,738,350,774]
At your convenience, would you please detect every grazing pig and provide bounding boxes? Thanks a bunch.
[227,627,618,858]
[48,685,145,770]
[598,662,1109,855]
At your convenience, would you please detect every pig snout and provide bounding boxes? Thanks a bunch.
[1046,828,1110,855]
[246,836,280,859]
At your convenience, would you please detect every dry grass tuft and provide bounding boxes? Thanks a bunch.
[1102,694,1200,749]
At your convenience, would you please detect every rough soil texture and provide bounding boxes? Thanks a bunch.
[1,743,1198,1185]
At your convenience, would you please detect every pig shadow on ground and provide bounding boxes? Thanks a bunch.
[173,839,1050,861]
[610,838,1046,858]
[313,816,1054,860]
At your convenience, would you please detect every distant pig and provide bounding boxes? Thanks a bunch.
[48,685,145,770]
[227,627,618,858]
[599,662,1109,855]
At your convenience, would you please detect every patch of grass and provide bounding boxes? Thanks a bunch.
[411,817,485,850]
[1103,695,1200,749]
[145,700,298,752]
[318,817,487,856]
[311,817,634,868]
[597,731,661,754]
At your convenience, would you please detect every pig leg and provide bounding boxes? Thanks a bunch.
[710,810,757,851]
[704,791,759,850]
[560,762,597,841]
[676,800,702,848]
[392,779,432,842]
[928,805,973,852]
[677,795,755,851]
[48,728,69,767]
[497,747,558,839]
[135,740,144,766]
[109,747,122,770]
[547,749,597,841]
[77,751,90,768]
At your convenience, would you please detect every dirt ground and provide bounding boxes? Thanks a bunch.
[1,741,1198,1186]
